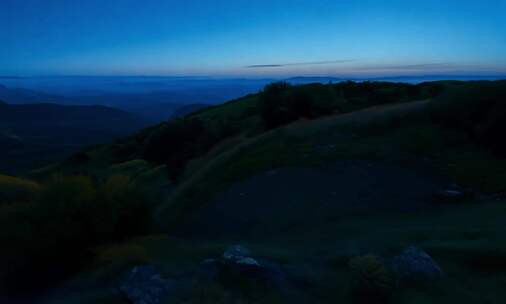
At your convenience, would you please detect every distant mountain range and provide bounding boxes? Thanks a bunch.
[0,100,143,123]
[0,84,60,104]
[2,75,505,122]
[0,83,233,122]
[286,75,506,84]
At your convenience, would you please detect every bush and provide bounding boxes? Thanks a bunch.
[69,151,90,165]
[0,175,151,294]
[431,81,506,156]
[99,175,151,238]
[143,118,232,181]
[348,255,394,303]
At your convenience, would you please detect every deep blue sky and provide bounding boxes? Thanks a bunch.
[1,0,505,77]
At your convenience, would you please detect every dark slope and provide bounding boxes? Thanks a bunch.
[171,103,210,118]
[0,102,149,174]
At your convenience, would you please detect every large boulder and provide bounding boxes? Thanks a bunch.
[119,265,174,304]
[390,247,443,286]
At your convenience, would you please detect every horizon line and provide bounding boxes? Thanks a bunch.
[2,74,506,79]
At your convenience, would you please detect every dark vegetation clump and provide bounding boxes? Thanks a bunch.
[0,175,151,294]
[143,118,236,181]
[110,130,152,162]
[431,81,506,156]
[349,255,394,304]
[333,81,442,109]
[69,150,90,165]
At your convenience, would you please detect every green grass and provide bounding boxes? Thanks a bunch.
[191,94,264,135]
[192,94,260,121]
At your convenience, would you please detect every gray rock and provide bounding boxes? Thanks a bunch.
[390,247,443,286]
[434,184,473,203]
[119,265,174,304]
[223,245,251,260]
[236,257,261,267]
[199,245,286,288]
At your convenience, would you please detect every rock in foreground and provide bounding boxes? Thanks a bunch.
[390,247,443,286]
[119,265,174,304]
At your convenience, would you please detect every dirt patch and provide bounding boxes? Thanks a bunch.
[175,160,448,240]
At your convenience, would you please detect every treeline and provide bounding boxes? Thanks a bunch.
[261,81,442,128]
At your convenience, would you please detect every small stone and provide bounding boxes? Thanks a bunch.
[119,265,173,304]
[216,245,286,288]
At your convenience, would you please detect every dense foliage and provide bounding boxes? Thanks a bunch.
[260,81,443,129]
[334,81,443,108]
[431,81,506,156]
[0,175,151,293]
[143,118,235,181]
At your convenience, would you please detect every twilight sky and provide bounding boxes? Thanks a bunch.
[1,0,505,77]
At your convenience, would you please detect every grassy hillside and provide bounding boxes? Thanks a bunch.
[6,80,506,303]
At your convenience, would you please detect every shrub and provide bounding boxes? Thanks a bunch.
[0,176,98,292]
[98,175,151,238]
[431,81,506,156]
[0,175,152,294]
[69,151,90,165]
[348,255,394,303]
[143,118,230,181]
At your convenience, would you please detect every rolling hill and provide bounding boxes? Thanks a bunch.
[0,101,150,174]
